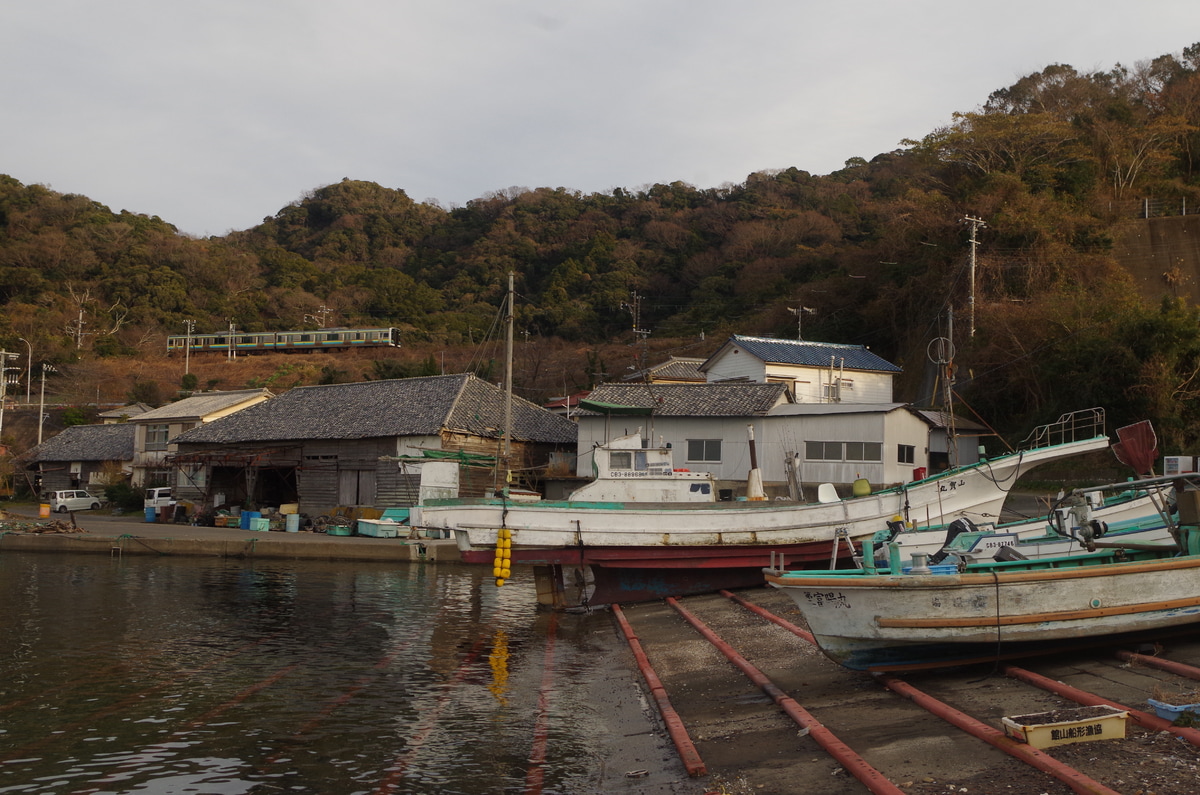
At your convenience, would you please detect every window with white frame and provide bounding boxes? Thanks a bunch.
[898,444,915,464]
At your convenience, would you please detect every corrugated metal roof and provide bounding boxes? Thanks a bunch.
[24,423,136,463]
[703,335,902,373]
[135,389,272,422]
[174,374,577,445]
[576,382,790,417]
[768,402,908,417]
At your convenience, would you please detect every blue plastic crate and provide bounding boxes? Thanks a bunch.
[1147,698,1200,722]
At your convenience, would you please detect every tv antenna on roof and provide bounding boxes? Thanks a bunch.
[787,306,815,340]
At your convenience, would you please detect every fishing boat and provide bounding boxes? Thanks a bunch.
[765,503,1200,672]
[882,479,1175,563]
[410,409,1116,608]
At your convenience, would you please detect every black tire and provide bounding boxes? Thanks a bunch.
[90,503,100,510]
[56,505,68,513]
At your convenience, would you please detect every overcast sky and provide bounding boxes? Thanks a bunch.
[4,2,1199,238]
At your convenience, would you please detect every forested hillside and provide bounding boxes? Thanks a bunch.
[4,45,1200,447]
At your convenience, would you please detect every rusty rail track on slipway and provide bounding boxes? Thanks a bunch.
[613,588,1200,795]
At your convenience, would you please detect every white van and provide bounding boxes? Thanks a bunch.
[49,490,103,513]
[144,487,175,509]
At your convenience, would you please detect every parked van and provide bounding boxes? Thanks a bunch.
[49,490,103,513]
[144,487,175,509]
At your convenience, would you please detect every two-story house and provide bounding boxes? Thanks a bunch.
[131,389,272,487]
[700,335,901,403]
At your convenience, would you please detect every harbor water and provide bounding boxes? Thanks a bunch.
[0,551,669,794]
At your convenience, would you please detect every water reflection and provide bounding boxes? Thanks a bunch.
[0,552,610,794]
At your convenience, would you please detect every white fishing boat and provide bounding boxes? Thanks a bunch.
[766,503,1200,672]
[881,479,1174,563]
[410,409,1116,607]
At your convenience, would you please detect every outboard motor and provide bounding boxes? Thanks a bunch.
[930,517,978,565]
[993,545,1029,562]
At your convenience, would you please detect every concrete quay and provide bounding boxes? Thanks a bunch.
[0,507,463,563]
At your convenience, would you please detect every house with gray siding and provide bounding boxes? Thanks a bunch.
[576,382,943,498]
[170,374,577,516]
[575,382,792,489]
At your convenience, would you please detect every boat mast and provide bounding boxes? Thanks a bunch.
[503,271,514,476]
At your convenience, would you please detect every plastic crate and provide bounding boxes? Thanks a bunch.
[1002,705,1127,748]
[1147,698,1200,723]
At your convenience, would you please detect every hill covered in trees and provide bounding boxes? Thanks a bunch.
[4,44,1200,448]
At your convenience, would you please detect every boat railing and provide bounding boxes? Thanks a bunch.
[1017,407,1106,451]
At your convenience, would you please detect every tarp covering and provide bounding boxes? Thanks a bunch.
[577,399,654,416]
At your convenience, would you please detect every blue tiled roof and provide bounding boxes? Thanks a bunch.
[710,335,901,373]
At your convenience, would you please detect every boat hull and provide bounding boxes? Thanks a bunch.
[766,553,1200,671]
[420,436,1111,560]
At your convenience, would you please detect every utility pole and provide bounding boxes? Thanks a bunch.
[962,215,987,338]
[183,320,195,376]
[18,338,31,404]
[0,350,18,444]
[227,320,237,362]
[39,364,55,445]
[621,291,651,378]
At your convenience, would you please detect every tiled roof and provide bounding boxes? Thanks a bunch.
[24,423,136,464]
[911,408,990,432]
[174,374,577,445]
[703,335,902,373]
[135,389,272,422]
[624,356,706,383]
[98,403,153,419]
[577,382,790,417]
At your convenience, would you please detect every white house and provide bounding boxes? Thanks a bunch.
[574,382,937,497]
[700,335,901,404]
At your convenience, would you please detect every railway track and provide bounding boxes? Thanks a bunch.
[614,588,1200,795]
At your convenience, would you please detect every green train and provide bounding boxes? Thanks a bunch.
[167,327,401,355]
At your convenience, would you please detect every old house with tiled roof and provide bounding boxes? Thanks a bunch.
[22,423,137,492]
[171,374,577,515]
[623,356,706,384]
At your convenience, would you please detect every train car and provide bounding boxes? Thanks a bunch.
[167,327,401,355]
